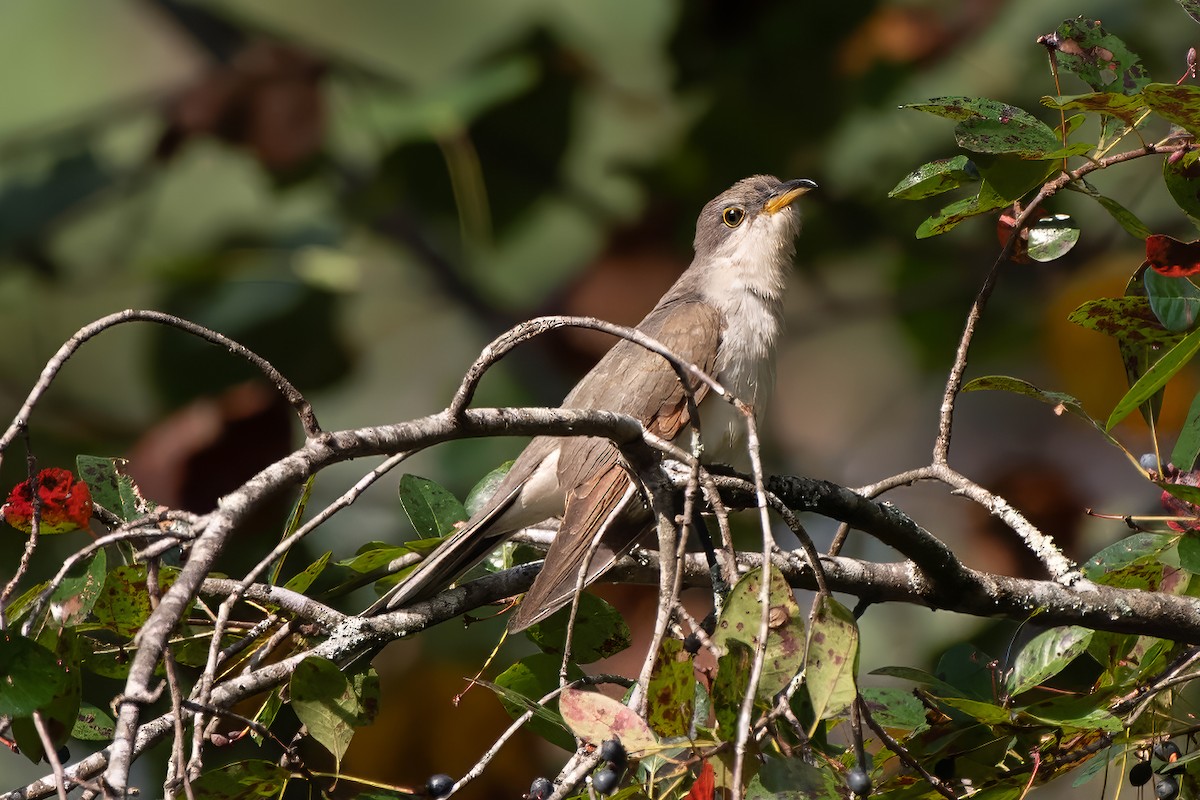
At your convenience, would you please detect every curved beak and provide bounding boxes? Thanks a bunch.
[763,178,818,214]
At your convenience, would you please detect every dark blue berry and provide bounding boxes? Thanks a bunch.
[1130,761,1153,786]
[426,773,453,798]
[1155,774,1180,800]
[528,777,553,800]
[593,767,620,795]
[847,768,872,796]
[599,738,627,769]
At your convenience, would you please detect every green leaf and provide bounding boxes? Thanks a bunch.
[936,696,1014,725]
[491,653,580,750]
[1041,91,1147,122]
[859,687,929,734]
[1145,270,1200,332]
[48,548,106,628]
[1171,391,1200,469]
[900,95,1089,158]
[557,687,657,752]
[464,460,514,516]
[1106,321,1200,430]
[7,630,81,763]
[1182,0,1200,24]
[190,760,290,799]
[75,455,123,520]
[1068,296,1183,348]
[397,474,467,538]
[93,564,181,638]
[1041,19,1149,93]
[1144,83,1200,136]
[0,634,71,717]
[1019,695,1123,732]
[711,566,806,699]
[72,703,116,741]
[748,756,842,800]
[1082,533,1174,588]
[1005,626,1094,696]
[1040,18,1150,144]
[805,596,859,723]
[282,551,330,594]
[889,156,978,200]
[1093,194,1152,240]
[712,638,753,738]
[524,593,631,664]
[955,118,1090,159]
[645,637,693,738]
[972,154,1058,203]
[289,657,376,769]
[936,642,999,702]
[1178,534,1200,573]
[1026,213,1080,262]
[868,665,962,697]
[1164,150,1200,222]
[916,182,1009,238]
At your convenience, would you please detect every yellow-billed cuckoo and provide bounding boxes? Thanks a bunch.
[374,175,815,630]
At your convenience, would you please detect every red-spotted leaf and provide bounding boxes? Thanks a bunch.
[711,566,805,700]
[557,687,657,754]
[2,468,92,534]
[805,596,859,722]
[645,637,693,738]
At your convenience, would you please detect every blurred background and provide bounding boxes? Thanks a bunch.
[1,0,1198,794]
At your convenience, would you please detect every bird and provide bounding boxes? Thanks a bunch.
[372,175,816,630]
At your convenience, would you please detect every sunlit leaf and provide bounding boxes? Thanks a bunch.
[190,760,290,799]
[490,653,580,750]
[289,658,377,769]
[1068,296,1182,347]
[558,687,657,753]
[711,566,806,699]
[645,638,693,738]
[1106,322,1200,430]
[805,596,859,722]
[397,474,467,538]
[1026,213,1080,262]
[859,687,929,734]
[916,182,1009,238]
[889,155,978,200]
[1005,626,1093,696]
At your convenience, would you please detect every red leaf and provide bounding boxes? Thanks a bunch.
[2,468,93,534]
[686,761,716,800]
[1146,233,1200,277]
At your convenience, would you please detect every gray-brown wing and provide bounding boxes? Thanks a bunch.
[554,295,723,489]
[507,296,723,629]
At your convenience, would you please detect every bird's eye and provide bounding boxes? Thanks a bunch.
[722,206,745,228]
